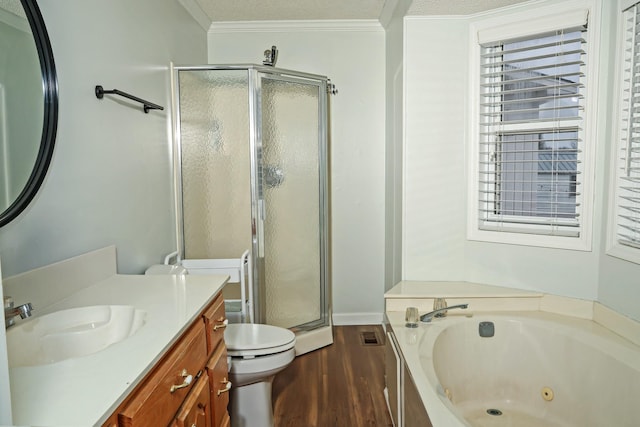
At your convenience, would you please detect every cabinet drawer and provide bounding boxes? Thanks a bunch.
[202,293,226,354]
[173,374,211,427]
[206,342,230,427]
[119,321,208,427]
[219,412,231,427]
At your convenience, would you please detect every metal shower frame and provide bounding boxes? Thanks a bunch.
[170,64,331,332]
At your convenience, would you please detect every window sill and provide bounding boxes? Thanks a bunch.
[467,227,592,251]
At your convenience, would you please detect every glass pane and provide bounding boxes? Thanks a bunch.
[498,131,578,219]
[500,31,583,122]
[260,77,322,328]
[178,70,253,259]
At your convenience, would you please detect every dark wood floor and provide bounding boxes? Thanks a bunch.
[272,325,393,427]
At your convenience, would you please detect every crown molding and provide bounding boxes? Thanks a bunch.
[209,19,383,34]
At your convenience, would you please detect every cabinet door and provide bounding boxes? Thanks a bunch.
[385,332,402,427]
[203,293,227,354]
[174,375,211,427]
[206,343,230,427]
[218,412,231,427]
[119,321,208,427]
[403,364,432,427]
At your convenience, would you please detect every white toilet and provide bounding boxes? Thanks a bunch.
[225,323,296,427]
[145,261,295,427]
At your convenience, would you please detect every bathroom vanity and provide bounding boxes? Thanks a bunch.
[2,246,231,427]
[103,291,231,427]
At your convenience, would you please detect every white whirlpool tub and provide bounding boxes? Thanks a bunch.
[415,312,640,427]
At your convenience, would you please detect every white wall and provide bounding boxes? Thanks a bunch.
[384,0,412,291]
[402,0,640,320]
[207,22,386,324]
[403,17,469,281]
[0,0,206,278]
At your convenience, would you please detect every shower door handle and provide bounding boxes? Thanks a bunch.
[257,199,266,258]
[259,199,266,220]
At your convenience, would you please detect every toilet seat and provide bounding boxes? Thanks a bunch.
[225,324,295,358]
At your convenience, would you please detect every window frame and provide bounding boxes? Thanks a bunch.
[606,0,640,264]
[467,0,600,251]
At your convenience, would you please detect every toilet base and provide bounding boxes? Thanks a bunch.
[230,376,275,427]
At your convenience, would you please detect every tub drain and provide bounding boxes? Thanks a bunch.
[486,409,503,416]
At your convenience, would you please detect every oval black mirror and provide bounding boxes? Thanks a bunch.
[0,0,57,227]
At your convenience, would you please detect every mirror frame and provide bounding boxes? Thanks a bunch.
[0,0,58,227]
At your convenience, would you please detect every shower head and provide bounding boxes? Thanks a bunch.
[263,45,278,67]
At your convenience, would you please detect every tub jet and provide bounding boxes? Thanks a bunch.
[486,409,503,416]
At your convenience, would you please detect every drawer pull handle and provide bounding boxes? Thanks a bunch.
[217,378,232,396]
[170,369,193,393]
[213,319,229,331]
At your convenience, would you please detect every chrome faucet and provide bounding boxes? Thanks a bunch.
[4,297,33,328]
[420,303,468,323]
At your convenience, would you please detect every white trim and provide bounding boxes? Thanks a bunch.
[621,0,639,12]
[177,0,212,32]
[466,0,600,251]
[404,0,552,21]
[606,1,640,265]
[477,8,588,44]
[209,19,383,33]
[332,312,384,325]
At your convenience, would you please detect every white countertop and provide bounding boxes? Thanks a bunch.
[8,273,228,427]
[385,281,542,299]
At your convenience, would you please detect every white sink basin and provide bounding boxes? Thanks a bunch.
[7,305,146,367]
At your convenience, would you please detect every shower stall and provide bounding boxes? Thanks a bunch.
[171,65,332,353]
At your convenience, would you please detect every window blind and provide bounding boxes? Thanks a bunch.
[478,26,587,236]
[616,3,640,249]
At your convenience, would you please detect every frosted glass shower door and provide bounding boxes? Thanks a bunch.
[257,74,329,331]
[177,69,253,260]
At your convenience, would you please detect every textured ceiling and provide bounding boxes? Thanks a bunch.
[197,0,385,22]
[196,0,532,22]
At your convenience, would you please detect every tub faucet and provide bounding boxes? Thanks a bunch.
[420,303,468,323]
[4,297,33,328]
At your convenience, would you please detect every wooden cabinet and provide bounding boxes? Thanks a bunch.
[173,375,212,427]
[219,413,231,427]
[207,342,231,427]
[203,294,227,354]
[119,321,208,427]
[385,331,402,427]
[403,364,432,427]
[104,292,230,427]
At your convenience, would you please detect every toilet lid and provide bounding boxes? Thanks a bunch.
[225,324,296,357]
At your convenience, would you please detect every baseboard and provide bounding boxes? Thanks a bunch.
[332,312,384,325]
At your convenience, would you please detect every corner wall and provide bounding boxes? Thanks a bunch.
[384,0,412,292]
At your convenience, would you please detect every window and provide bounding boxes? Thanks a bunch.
[609,1,640,262]
[469,5,596,250]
